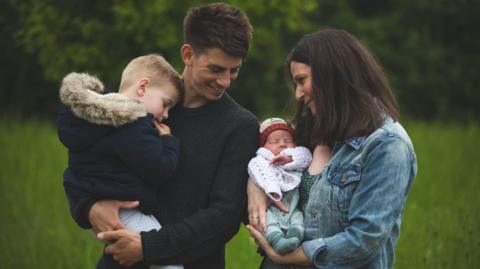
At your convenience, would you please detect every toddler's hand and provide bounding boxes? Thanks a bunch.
[154,120,171,135]
[270,155,293,166]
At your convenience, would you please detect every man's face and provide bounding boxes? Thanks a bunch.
[182,45,242,106]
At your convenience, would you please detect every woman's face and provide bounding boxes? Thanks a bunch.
[290,61,315,115]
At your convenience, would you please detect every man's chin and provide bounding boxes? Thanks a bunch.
[210,91,225,100]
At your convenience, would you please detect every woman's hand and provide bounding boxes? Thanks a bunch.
[98,229,143,266]
[89,200,139,234]
[247,179,269,231]
[247,179,289,231]
[246,225,311,266]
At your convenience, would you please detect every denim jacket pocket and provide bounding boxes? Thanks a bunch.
[326,164,361,213]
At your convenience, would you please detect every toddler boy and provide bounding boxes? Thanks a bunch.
[58,54,183,269]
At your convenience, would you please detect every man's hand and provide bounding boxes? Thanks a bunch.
[89,200,139,234]
[154,120,171,135]
[99,229,143,266]
[270,155,293,166]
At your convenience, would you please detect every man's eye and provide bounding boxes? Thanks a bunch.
[209,66,223,73]
[231,67,240,74]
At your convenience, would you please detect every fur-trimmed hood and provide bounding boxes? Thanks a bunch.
[59,72,147,127]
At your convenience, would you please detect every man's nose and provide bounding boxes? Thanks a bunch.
[217,72,231,89]
[162,110,169,120]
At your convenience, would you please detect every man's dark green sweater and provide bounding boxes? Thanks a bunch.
[64,94,258,269]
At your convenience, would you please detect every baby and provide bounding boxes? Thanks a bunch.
[248,118,312,255]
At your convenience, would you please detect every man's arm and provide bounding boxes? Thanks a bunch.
[141,121,259,265]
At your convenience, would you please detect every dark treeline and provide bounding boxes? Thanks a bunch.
[1,0,479,122]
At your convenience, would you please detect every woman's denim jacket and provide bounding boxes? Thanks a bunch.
[301,118,417,269]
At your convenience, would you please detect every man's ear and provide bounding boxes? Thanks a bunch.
[136,78,150,96]
[181,44,194,66]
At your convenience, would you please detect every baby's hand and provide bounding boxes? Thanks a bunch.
[270,155,293,166]
[154,119,171,135]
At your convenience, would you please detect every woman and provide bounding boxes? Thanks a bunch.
[247,29,417,269]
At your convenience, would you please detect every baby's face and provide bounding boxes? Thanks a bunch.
[140,82,179,122]
[264,130,296,155]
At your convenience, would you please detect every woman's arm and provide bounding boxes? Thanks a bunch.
[247,179,289,231]
[302,136,416,268]
[247,178,269,231]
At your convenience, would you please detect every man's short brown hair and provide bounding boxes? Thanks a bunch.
[119,54,183,98]
[183,3,252,58]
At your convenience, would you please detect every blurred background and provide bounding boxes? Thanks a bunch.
[1,0,479,268]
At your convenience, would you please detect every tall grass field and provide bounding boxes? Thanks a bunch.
[1,119,479,268]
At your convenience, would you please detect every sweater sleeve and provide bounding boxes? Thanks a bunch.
[140,120,259,266]
[280,146,312,170]
[248,155,283,202]
[110,116,179,187]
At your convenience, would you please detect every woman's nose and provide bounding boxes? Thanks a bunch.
[295,86,304,100]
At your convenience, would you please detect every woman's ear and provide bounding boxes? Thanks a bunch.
[181,44,194,66]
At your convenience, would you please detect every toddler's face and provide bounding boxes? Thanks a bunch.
[141,82,179,122]
[264,130,296,155]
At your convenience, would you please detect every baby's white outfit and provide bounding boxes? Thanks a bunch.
[247,146,312,202]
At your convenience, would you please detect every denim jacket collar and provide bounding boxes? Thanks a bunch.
[333,136,366,153]
[344,136,367,150]
[334,117,394,152]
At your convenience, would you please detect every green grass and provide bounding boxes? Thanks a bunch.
[1,119,479,268]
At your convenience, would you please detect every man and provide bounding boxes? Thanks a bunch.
[60,3,258,269]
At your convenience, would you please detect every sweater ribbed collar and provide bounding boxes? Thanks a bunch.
[172,93,232,117]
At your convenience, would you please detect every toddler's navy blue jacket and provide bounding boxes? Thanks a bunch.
[58,104,179,215]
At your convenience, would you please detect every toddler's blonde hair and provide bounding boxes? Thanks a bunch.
[119,54,182,97]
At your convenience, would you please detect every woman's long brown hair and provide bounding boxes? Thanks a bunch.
[287,29,399,148]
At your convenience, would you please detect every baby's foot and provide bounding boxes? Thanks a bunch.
[267,231,300,255]
[286,225,304,242]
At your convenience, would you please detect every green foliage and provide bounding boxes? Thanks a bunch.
[396,121,480,268]
[0,120,101,268]
[1,119,479,268]
[1,0,479,120]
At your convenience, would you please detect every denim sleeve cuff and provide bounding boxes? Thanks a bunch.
[302,238,326,267]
